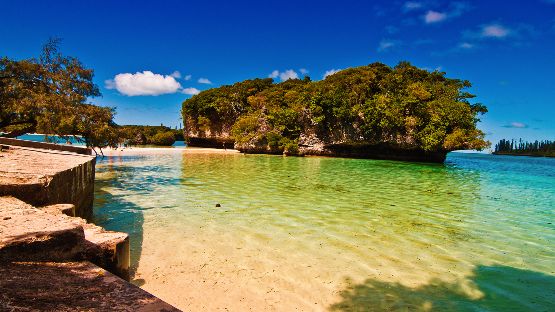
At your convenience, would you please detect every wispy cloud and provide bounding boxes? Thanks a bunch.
[170,71,181,79]
[184,75,192,81]
[459,42,475,49]
[422,2,470,24]
[461,22,537,49]
[299,68,309,75]
[105,71,182,96]
[198,78,212,84]
[502,122,528,128]
[481,24,510,38]
[269,69,299,81]
[424,11,447,23]
[377,39,399,52]
[323,69,342,79]
[403,1,423,12]
[182,87,200,95]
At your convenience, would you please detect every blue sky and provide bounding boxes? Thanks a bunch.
[2,0,554,147]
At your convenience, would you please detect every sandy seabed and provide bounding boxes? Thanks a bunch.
[94,147,555,312]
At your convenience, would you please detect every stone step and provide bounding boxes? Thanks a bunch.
[1,197,130,280]
[0,197,85,263]
[0,261,180,311]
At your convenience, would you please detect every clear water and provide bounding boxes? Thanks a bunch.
[93,152,555,311]
[13,133,186,148]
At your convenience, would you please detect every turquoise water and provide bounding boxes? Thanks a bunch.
[14,134,186,147]
[93,151,555,311]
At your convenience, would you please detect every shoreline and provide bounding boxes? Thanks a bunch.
[101,146,241,156]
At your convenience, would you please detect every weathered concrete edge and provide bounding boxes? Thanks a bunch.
[0,144,96,220]
[0,137,93,155]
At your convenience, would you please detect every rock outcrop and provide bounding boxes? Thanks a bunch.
[182,63,490,163]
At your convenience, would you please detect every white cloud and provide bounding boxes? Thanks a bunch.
[481,24,510,38]
[170,71,181,78]
[403,1,422,11]
[323,69,342,79]
[377,39,398,52]
[421,3,470,24]
[299,68,309,75]
[280,70,299,81]
[198,78,212,84]
[503,122,528,128]
[105,71,182,96]
[184,75,192,81]
[424,11,447,23]
[459,42,474,49]
[269,70,280,79]
[268,69,299,81]
[182,87,200,95]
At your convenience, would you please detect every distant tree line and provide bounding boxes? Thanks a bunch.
[494,139,555,157]
[118,125,183,146]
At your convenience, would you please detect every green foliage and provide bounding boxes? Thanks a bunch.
[182,78,274,135]
[182,62,490,153]
[0,38,117,149]
[117,125,178,146]
[149,131,177,146]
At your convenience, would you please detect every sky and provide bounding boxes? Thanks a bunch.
[1,0,554,147]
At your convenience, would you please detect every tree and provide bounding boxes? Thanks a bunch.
[0,39,115,152]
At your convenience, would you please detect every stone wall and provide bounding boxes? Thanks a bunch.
[0,145,96,219]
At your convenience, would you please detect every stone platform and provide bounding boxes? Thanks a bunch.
[0,145,96,219]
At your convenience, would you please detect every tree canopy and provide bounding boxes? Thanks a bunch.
[0,39,118,149]
[182,62,489,155]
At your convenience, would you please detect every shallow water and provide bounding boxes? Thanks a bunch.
[93,152,555,311]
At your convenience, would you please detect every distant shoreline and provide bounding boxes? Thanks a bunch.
[102,146,240,156]
[493,152,555,158]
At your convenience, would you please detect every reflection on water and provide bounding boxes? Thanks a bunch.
[93,152,555,310]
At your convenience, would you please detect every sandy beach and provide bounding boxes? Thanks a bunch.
[102,146,241,156]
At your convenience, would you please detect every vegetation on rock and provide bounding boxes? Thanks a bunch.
[118,125,181,146]
[182,62,489,159]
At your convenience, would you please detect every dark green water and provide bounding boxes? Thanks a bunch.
[93,151,555,311]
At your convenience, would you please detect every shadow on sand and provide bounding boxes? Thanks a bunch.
[329,265,555,312]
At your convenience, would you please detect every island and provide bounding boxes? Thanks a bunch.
[494,139,555,157]
[181,62,489,163]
